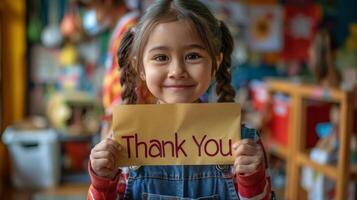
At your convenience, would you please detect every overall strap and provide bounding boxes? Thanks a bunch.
[240,124,259,141]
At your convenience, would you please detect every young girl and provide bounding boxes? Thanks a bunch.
[88,0,272,199]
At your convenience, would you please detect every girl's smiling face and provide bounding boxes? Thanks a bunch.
[142,20,221,104]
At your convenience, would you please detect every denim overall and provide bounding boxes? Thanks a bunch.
[124,125,260,200]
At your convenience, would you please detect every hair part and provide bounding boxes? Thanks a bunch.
[118,0,236,104]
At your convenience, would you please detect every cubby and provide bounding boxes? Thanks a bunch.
[266,79,355,200]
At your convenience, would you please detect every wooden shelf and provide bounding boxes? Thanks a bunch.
[296,152,338,180]
[266,79,354,200]
[267,79,348,103]
[296,152,357,181]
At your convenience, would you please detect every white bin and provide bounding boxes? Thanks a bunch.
[2,127,60,189]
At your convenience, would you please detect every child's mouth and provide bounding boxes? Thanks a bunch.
[163,85,195,90]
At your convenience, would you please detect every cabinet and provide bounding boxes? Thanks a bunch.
[266,79,355,200]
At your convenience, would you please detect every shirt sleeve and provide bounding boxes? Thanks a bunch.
[87,163,124,200]
[235,139,272,200]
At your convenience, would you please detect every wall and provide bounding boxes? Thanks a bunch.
[0,0,25,193]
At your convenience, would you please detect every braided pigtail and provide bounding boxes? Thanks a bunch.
[118,28,138,104]
[215,21,236,102]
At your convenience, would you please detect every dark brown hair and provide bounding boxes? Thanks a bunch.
[118,0,236,104]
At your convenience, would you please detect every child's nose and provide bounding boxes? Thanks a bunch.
[168,59,188,79]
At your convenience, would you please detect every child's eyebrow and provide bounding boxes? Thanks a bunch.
[149,46,170,52]
[183,44,206,51]
[149,44,206,53]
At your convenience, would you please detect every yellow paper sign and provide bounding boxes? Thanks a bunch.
[112,103,241,166]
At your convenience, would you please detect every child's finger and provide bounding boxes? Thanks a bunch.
[234,155,260,166]
[91,144,121,165]
[234,162,260,174]
[105,133,122,152]
[93,138,122,153]
[233,143,258,157]
[91,158,115,172]
[91,150,117,165]
[91,150,112,159]
[105,138,122,152]
[240,139,257,146]
[232,139,258,151]
[90,152,114,165]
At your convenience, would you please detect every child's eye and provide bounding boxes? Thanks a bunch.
[185,53,202,61]
[153,55,169,62]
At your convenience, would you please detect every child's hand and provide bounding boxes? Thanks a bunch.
[232,139,263,175]
[90,138,122,180]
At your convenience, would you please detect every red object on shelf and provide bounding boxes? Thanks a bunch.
[269,98,331,148]
[305,101,332,148]
[270,96,290,147]
[250,81,269,112]
[63,141,91,172]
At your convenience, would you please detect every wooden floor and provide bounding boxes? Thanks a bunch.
[1,183,89,200]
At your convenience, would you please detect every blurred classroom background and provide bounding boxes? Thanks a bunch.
[0,0,357,199]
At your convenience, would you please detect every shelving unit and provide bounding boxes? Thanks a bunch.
[266,79,355,200]
[57,131,93,184]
